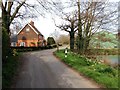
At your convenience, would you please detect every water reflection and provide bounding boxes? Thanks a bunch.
[97,55,119,65]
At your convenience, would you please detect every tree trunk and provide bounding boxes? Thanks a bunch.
[69,32,74,51]
[78,37,84,54]
[84,38,90,52]
[2,9,11,63]
[2,9,10,34]
[77,0,83,53]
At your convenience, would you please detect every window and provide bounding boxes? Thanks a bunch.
[39,36,43,40]
[22,36,26,40]
[11,42,16,47]
[20,42,25,47]
[26,28,30,32]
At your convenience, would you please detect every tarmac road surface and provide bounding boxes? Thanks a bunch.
[12,48,101,89]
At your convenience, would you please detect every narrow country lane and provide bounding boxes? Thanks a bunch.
[12,48,101,89]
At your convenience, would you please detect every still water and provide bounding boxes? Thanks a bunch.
[97,55,119,65]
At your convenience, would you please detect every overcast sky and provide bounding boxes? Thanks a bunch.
[29,0,119,39]
[28,13,68,39]
[18,0,119,39]
[0,7,1,17]
[12,12,68,39]
[1,0,120,39]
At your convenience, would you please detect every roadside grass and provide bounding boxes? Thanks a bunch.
[54,50,119,88]
[2,53,20,88]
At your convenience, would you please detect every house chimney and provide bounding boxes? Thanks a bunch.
[29,20,34,26]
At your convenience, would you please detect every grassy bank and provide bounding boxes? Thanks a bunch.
[2,54,20,88]
[54,50,119,89]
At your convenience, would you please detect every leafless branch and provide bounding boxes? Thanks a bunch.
[10,0,26,23]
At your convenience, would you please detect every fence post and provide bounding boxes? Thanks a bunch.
[65,47,68,58]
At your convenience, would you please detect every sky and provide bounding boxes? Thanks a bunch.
[0,7,1,18]
[1,0,120,39]
[27,0,119,39]
[27,14,68,39]
[13,13,68,39]
[10,0,69,39]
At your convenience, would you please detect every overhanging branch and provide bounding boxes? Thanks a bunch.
[10,0,26,23]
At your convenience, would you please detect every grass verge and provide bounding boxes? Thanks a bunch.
[2,54,20,88]
[54,50,119,89]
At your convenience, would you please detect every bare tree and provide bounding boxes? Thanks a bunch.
[52,0,117,53]
[76,0,118,53]
[1,0,55,62]
[54,11,78,50]
[58,34,70,45]
[50,29,60,43]
[1,0,65,61]
[1,0,41,34]
[1,0,28,62]
[49,29,60,50]
[2,0,25,33]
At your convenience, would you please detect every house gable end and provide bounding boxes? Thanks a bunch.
[17,24,39,35]
[28,24,39,35]
[17,24,28,35]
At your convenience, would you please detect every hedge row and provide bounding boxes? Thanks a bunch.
[11,44,57,52]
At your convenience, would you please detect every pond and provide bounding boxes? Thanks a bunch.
[97,55,119,65]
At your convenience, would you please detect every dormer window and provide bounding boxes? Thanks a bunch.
[26,28,30,32]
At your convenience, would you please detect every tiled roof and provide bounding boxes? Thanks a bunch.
[17,20,43,36]
[29,22,43,36]
[10,35,17,42]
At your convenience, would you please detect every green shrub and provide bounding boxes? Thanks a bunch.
[2,55,19,88]
[104,67,113,73]
[2,28,12,63]
[52,44,57,48]
[47,37,56,45]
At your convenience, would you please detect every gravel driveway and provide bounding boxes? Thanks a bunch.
[12,48,101,89]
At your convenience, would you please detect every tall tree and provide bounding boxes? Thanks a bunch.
[57,34,69,44]
[76,0,118,53]
[2,0,27,62]
[1,0,41,62]
[50,29,60,43]
[50,0,117,53]
[47,37,56,45]
[49,29,60,50]
[55,11,78,50]
[77,0,83,52]
[2,0,26,34]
